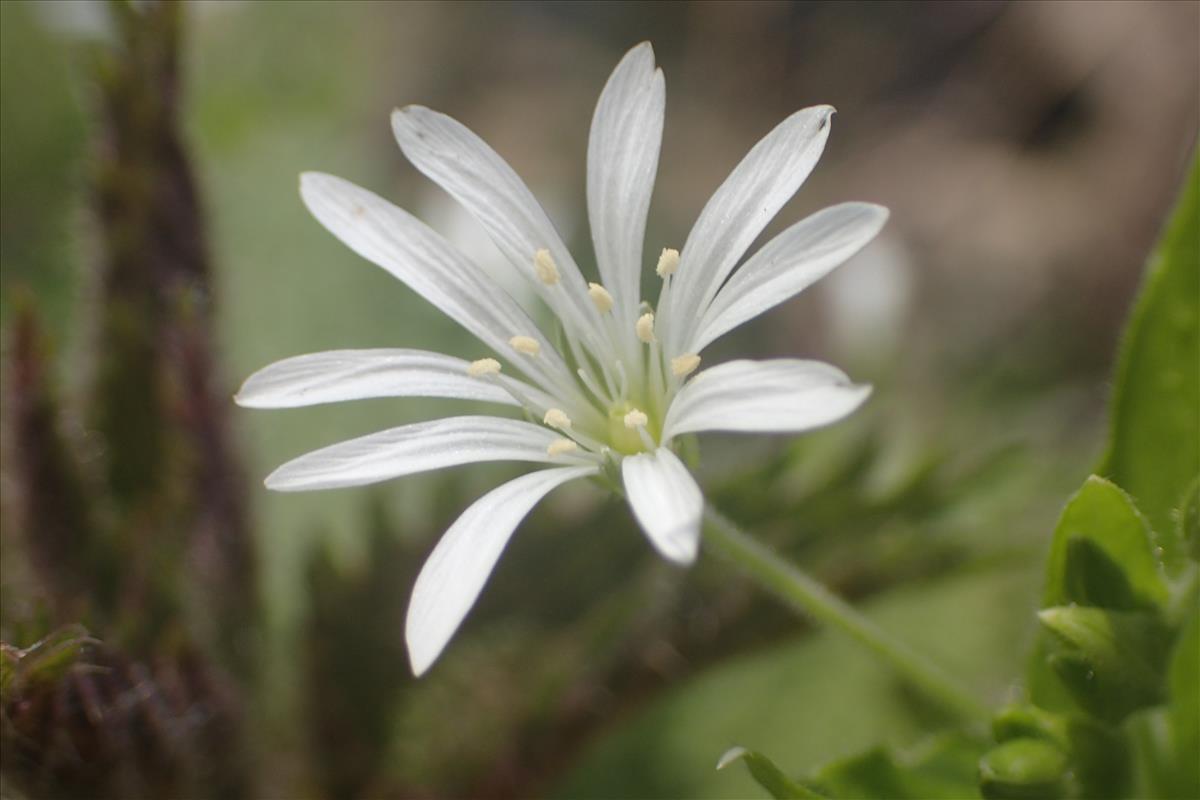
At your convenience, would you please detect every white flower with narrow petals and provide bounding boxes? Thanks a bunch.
[236,43,888,676]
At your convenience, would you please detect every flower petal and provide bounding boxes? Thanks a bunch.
[621,447,703,565]
[406,465,597,676]
[662,359,871,440]
[299,173,582,408]
[265,415,591,492]
[587,42,665,327]
[235,348,525,408]
[392,106,611,360]
[690,203,888,352]
[663,106,833,354]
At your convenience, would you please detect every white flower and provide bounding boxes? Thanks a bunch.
[236,43,887,676]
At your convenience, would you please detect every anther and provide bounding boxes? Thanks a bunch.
[534,248,560,285]
[635,312,655,344]
[467,358,501,377]
[623,409,649,429]
[509,335,540,355]
[547,438,578,457]
[543,408,572,430]
[587,282,614,313]
[656,247,680,277]
[671,353,701,378]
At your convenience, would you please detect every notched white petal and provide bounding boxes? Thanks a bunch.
[297,172,571,395]
[265,415,586,492]
[406,465,597,676]
[622,447,703,565]
[666,105,835,352]
[234,349,517,409]
[587,42,665,321]
[662,359,871,439]
[693,203,889,352]
[391,106,603,344]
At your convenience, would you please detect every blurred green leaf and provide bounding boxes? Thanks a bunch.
[978,738,1069,800]
[0,0,85,335]
[1042,476,1167,612]
[1180,477,1200,562]
[717,747,825,799]
[553,566,1037,799]
[1101,153,1199,562]
[1165,605,1199,797]
[718,734,986,800]
[1038,606,1171,723]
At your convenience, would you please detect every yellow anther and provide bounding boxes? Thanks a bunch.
[671,353,701,378]
[547,438,578,457]
[533,248,560,285]
[587,282,614,313]
[467,358,501,377]
[509,335,540,355]
[623,409,649,429]
[543,408,572,430]
[635,312,655,344]
[656,247,680,277]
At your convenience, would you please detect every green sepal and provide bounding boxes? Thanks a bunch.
[991,705,1130,798]
[810,735,985,799]
[1038,606,1171,723]
[991,705,1069,748]
[978,738,1069,800]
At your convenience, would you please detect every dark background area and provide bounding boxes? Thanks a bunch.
[1,2,1196,798]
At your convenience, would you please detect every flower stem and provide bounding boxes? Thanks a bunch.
[702,505,989,721]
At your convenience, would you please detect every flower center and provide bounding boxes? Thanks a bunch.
[607,402,654,455]
[465,246,699,460]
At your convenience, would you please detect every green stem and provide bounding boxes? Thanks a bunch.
[702,505,989,721]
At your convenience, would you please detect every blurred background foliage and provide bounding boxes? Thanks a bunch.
[0,1,1196,798]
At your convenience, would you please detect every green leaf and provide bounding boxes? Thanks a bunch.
[978,738,1069,800]
[1102,153,1199,561]
[1166,606,1199,797]
[1038,606,1171,723]
[717,747,826,799]
[1042,476,1167,611]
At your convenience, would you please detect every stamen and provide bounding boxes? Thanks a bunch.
[623,409,649,429]
[533,248,560,285]
[614,359,629,400]
[543,408,572,430]
[635,425,656,451]
[509,335,540,355]
[671,353,701,378]
[467,358,501,377]
[547,438,578,457]
[587,282,614,313]
[636,312,656,344]
[656,247,680,277]
[577,367,613,406]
